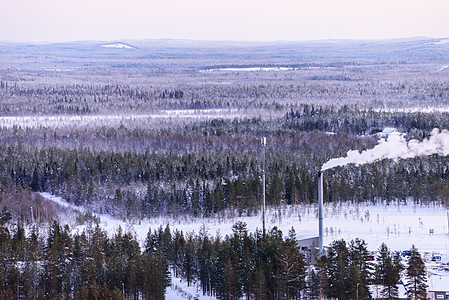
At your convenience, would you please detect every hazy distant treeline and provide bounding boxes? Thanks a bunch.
[1,74,449,115]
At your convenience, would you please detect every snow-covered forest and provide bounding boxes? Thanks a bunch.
[0,38,449,299]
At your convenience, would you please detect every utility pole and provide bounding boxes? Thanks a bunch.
[447,212,449,235]
[261,137,266,236]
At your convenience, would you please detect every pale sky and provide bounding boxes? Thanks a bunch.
[1,0,448,42]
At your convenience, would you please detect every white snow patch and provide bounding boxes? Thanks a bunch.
[202,67,297,72]
[40,192,449,297]
[0,110,239,129]
[101,43,135,49]
[374,107,449,113]
[434,39,449,45]
[201,66,337,72]
[44,68,73,72]
[40,192,449,258]
[167,273,216,300]
[438,65,449,72]
[40,192,85,213]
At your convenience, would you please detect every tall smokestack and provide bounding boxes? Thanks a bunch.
[318,171,324,255]
[261,137,266,235]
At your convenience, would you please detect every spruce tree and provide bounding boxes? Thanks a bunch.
[349,238,373,299]
[405,245,427,300]
[281,228,306,299]
[376,243,401,300]
[327,239,351,299]
[316,253,331,298]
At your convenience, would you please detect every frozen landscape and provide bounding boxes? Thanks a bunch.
[1,37,449,298]
[40,192,449,257]
[41,190,449,299]
[2,0,449,296]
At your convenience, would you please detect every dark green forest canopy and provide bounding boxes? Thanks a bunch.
[1,218,422,300]
[0,106,448,221]
[1,39,449,220]
[0,39,447,299]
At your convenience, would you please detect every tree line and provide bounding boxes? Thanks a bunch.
[0,216,428,299]
[317,240,427,300]
[1,73,449,115]
[0,220,170,300]
[1,141,448,221]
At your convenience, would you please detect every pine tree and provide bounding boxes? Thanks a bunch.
[43,226,63,299]
[183,234,196,287]
[281,228,306,299]
[348,238,373,299]
[327,239,351,299]
[307,269,320,300]
[405,245,427,300]
[317,254,331,299]
[376,243,401,300]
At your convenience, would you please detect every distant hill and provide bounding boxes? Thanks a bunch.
[100,42,136,49]
[0,37,448,70]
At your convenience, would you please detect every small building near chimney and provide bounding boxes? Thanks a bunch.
[427,273,449,299]
[297,236,319,264]
[377,127,398,139]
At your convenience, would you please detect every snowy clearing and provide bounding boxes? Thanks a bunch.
[375,107,449,113]
[40,193,449,298]
[101,43,135,49]
[200,66,338,72]
[166,273,216,300]
[40,192,449,257]
[201,67,297,72]
[0,109,240,129]
[434,39,449,45]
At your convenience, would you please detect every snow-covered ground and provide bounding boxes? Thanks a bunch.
[166,274,216,300]
[101,43,135,49]
[40,192,449,258]
[375,107,449,113]
[438,65,449,72]
[201,66,338,72]
[433,39,449,45]
[0,109,239,129]
[201,67,297,72]
[40,192,449,298]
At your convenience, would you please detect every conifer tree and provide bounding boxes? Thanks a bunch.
[317,254,331,299]
[281,228,306,299]
[405,245,427,300]
[376,243,401,300]
[326,239,351,299]
[348,238,373,299]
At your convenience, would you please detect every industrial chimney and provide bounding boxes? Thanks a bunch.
[318,171,324,255]
[261,137,266,235]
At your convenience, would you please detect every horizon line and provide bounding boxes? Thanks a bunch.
[1,36,447,45]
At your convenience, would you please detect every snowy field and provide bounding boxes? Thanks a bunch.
[201,66,337,72]
[40,192,449,298]
[0,109,239,129]
[101,43,135,49]
[438,65,449,72]
[375,107,449,113]
[40,192,449,259]
[201,67,298,72]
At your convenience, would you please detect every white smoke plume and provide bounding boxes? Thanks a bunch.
[321,128,449,171]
